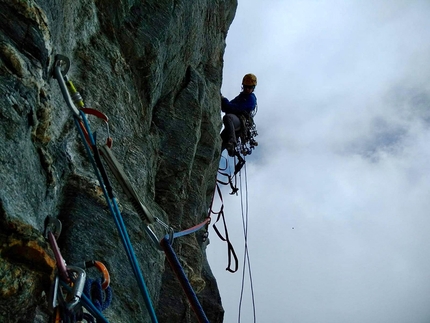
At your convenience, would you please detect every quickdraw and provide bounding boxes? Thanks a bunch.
[78,113,170,249]
[53,54,169,237]
[45,217,111,323]
[52,53,229,322]
[54,54,159,323]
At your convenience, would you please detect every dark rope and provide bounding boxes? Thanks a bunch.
[59,280,110,323]
[84,278,113,313]
[160,237,210,323]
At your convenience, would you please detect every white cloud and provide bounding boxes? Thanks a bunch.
[209,1,430,322]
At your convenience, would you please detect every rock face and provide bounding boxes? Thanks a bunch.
[0,0,237,322]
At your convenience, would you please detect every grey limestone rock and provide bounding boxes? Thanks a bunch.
[0,0,237,322]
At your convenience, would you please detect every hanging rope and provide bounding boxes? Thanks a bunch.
[216,151,258,321]
[237,161,257,323]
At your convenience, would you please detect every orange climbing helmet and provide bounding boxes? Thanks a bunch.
[242,73,257,87]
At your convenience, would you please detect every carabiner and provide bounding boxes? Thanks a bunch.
[65,265,87,311]
[144,224,163,251]
[47,231,69,283]
[66,79,85,109]
[53,54,80,117]
[49,274,60,311]
[154,216,175,245]
[80,108,113,148]
[44,216,62,240]
[83,260,111,290]
[54,54,70,76]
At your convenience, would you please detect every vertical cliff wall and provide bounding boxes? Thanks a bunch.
[0,0,237,322]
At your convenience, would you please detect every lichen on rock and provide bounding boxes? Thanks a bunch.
[0,0,237,322]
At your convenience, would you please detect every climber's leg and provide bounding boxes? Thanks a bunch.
[221,114,241,156]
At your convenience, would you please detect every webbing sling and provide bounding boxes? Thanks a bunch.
[211,183,239,273]
[99,144,155,225]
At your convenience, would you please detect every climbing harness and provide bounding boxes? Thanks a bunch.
[237,112,258,157]
[219,110,258,195]
[213,103,259,273]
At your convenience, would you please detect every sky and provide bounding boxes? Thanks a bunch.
[206,1,430,322]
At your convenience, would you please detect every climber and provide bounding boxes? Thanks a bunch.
[220,73,257,157]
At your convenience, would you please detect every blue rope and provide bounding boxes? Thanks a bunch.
[74,111,158,323]
[60,280,110,323]
[84,278,113,312]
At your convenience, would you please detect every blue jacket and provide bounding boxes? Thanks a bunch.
[221,92,257,115]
